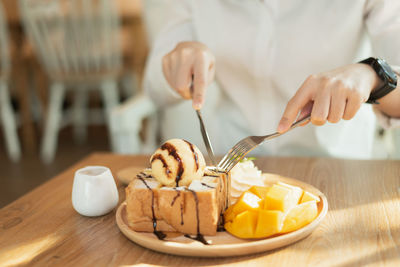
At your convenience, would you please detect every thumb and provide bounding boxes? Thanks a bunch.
[278,93,310,133]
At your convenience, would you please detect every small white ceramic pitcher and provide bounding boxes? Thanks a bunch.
[72,166,119,217]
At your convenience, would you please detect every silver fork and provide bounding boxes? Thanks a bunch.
[217,115,311,173]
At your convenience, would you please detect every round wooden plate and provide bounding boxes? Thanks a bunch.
[116,174,328,257]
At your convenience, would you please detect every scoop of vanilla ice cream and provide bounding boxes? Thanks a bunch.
[230,159,266,201]
[150,139,206,187]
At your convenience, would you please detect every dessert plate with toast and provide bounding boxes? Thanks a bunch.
[116,139,328,257]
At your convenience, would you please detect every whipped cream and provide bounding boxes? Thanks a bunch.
[230,160,266,201]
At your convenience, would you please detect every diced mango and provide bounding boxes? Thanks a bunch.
[277,181,298,189]
[264,185,291,211]
[264,184,302,212]
[224,191,261,222]
[281,201,318,233]
[223,182,320,239]
[258,199,265,209]
[225,210,258,239]
[249,186,270,199]
[300,191,320,203]
[277,182,304,204]
[254,210,284,238]
[223,204,236,223]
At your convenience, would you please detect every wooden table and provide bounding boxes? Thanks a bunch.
[0,153,399,266]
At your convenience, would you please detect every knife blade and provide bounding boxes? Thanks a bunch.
[190,75,217,165]
[195,109,217,166]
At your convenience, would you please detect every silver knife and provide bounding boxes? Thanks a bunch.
[190,75,217,165]
[195,109,217,165]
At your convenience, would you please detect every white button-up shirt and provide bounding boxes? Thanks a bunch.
[144,0,400,159]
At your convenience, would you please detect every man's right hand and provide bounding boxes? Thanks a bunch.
[162,41,216,110]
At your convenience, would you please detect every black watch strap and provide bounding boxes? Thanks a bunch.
[359,57,398,104]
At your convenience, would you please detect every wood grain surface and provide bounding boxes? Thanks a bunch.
[0,153,399,266]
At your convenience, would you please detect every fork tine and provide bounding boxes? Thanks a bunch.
[219,143,240,166]
[218,137,256,172]
[234,144,249,157]
[220,149,241,170]
[218,151,232,169]
[237,143,249,154]
[218,157,229,171]
[219,141,248,170]
[224,144,254,172]
[225,148,241,165]
[226,151,245,169]
[225,158,242,173]
[218,154,231,171]
[220,148,245,171]
[225,154,246,172]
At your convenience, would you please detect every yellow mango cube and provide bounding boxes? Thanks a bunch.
[258,199,265,209]
[223,204,236,223]
[277,182,304,198]
[254,210,284,238]
[249,186,270,199]
[300,191,320,203]
[264,184,302,212]
[224,191,261,222]
[277,181,300,189]
[225,210,258,239]
[281,201,318,233]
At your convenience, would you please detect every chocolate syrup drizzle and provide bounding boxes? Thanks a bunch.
[161,142,184,187]
[171,189,185,226]
[180,203,184,225]
[183,139,199,171]
[137,171,152,179]
[138,177,166,240]
[150,154,171,176]
[201,182,214,189]
[185,189,209,245]
[217,214,225,232]
[171,190,181,206]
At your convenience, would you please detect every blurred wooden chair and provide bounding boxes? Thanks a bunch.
[0,1,21,162]
[110,93,157,154]
[110,0,172,155]
[19,0,123,163]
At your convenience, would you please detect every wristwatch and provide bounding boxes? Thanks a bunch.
[359,57,398,104]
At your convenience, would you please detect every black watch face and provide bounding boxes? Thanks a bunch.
[377,59,397,83]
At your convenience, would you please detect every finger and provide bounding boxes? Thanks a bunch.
[298,101,313,126]
[311,88,331,125]
[173,60,192,100]
[207,61,215,84]
[343,91,362,120]
[192,58,209,109]
[327,87,347,123]
[277,80,313,133]
[162,56,174,88]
